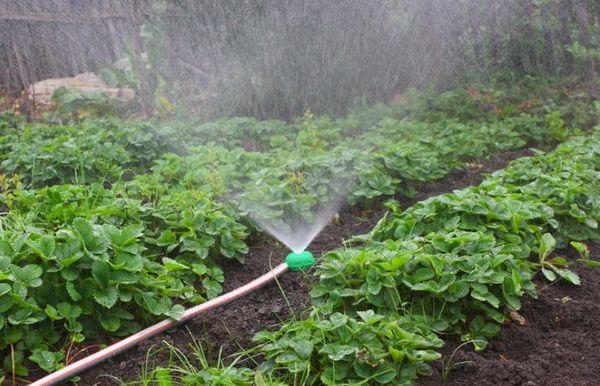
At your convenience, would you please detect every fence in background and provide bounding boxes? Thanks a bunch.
[0,0,146,95]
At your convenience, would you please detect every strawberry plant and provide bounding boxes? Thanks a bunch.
[0,219,178,374]
[312,229,538,350]
[254,311,442,385]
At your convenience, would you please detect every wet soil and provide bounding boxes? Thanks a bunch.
[419,241,600,386]
[56,148,556,385]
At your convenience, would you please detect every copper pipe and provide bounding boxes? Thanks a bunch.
[30,263,290,386]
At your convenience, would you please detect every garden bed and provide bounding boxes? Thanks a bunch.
[3,79,596,385]
[78,148,538,385]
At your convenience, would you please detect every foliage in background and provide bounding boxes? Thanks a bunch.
[128,0,599,119]
[0,0,597,121]
[132,79,598,226]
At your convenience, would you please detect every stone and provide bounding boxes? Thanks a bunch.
[27,72,135,105]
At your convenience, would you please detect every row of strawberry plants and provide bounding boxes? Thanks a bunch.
[150,129,599,385]
[140,111,560,227]
[2,79,596,192]
[0,116,183,189]
[166,76,599,152]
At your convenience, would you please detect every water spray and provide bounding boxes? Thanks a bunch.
[30,251,315,386]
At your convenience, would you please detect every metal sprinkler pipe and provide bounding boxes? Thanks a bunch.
[30,259,306,386]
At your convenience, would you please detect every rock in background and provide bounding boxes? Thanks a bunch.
[27,72,134,105]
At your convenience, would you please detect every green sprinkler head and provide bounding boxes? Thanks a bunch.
[285,250,316,271]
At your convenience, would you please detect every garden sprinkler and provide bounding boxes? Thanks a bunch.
[285,250,316,271]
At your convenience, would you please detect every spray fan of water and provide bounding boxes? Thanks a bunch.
[246,195,346,254]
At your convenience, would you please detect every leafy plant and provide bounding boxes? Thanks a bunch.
[0,117,180,188]
[312,229,538,350]
[0,173,21,207]
[254,311,442,385]
[0,183,248,375]
[535,233,580,285]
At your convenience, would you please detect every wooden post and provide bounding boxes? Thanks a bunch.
[557,0,575,75]
[573,0,596,92]
[540,2,557,75]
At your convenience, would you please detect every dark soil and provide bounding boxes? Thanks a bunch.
[63,148,545,385]
[420,241,600,386]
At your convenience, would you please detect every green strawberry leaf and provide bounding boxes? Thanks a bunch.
[93,286,119,308]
